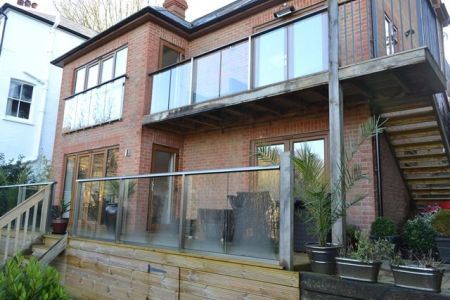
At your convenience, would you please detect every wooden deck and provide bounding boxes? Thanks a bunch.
[41,235,301,300]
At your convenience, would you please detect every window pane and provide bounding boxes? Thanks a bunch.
[290,13,328,78]
[169,63,191,109]
[161,45,182,68]
[62,156,76,218]
[8,80,21,99]
[21,84,33,101]
[254,27,286,87]
[220,41,249,96]
[87,64,99,89]
[6,99,19,117]
[18,101,31,119]
[193,52,220,103]
[101,57,114,83]
[151,70,171,114]
[74,68,86,93]
[293,139,325,162]
[115,47,128,77]
[106,149,119,177]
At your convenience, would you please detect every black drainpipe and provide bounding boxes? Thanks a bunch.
[374,120,384,217]
[0,8,8,57]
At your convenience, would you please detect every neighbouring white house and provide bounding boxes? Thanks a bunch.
[0,2,96,167]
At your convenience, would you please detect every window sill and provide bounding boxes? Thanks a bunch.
[2,116,34,126]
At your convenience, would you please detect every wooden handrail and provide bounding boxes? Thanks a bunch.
[0,184,52,262]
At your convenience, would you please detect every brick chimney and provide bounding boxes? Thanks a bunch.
[163,0,188,19]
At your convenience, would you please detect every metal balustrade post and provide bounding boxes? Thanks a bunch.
[115,179,126,243]
[72,182,82,236]
[279,151,293,270]
[178,175,188,250]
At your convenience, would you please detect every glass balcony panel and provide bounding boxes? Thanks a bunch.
[253,27,287,88]
[150,70,171,114]
[76,180,120,241]
[220,41,249,97]
[183,170,280,260]
[62,98,77,133]
[169,63,191,109]
[193,52,221,103]
[63,77,125,132]
[121,177,181,248]
[290,12,328,78]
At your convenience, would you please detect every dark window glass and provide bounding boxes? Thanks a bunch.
[6,80,33,119]
[21,84,33,101]
[161,45,182,68]
[18,102,31,119]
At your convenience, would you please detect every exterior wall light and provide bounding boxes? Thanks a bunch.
[274,6,295,19]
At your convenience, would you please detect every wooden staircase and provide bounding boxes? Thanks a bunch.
[0,183,67,266]
[382,96,450,205]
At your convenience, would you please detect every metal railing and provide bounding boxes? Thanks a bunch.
[0,182,54,262]
[62,75,126,133]
[150,10,329,114]
[72,153,294,269]
[340,0,442,65]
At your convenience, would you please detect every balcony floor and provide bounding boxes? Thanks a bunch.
[143,47,446,134]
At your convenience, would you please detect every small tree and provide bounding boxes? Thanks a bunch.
[258,117,384,246]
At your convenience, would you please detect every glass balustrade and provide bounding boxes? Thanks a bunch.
[73,165,282,261]
[62,76,126,133]
[150,11,328,115]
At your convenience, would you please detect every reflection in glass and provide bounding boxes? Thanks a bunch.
[150,70,171,114]
[101,56,114,83]
[290,13,328,78]
[115,47,128,76]
[87,64,99,88]
[169,63,191,109]
[293,139,325,162]
[193,52,221,102]
[254,27,286,88]
[220,41,249,96]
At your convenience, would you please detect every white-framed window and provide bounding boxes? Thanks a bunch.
[73,46,128,93]
[385,14,398,56]
[6,79,34,119]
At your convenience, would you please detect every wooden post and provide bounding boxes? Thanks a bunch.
[328,0,346,245]
[279,152,293,270]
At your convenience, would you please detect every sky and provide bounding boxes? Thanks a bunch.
[3,0,450,59]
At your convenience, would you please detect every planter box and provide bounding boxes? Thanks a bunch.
[336,257,381,283]
[370,234,401,250]
[391,265,444,293]
[306,244,340,275]
[435,236,450,264]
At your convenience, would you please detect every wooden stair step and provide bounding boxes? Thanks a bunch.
[381,106,434,118]
[414,198,450,204]
[396,149,446,159]
[394,142,445,152]
[400,160,449,168]
[386,121,438,133]
[406,178,450,184]
[398,154,448,164]
[391,135,442,146]
[413,191,450,197]
[388,129,441,140]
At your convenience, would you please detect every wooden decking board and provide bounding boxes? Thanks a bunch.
[385,121,438,133]
[390,135,442,146]
[380,106,434,118]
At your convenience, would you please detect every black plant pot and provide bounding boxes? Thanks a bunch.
[435,236,450,264]
[391,265,444,293]
[305,243,340,275]
[336,257,382,283]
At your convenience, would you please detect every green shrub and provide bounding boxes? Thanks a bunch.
[403,216,436,255]
[431,210,450,237]
[0,255,69,300]
[370,217,396,237]
[348,232,394,262]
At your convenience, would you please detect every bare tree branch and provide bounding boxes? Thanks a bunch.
[53,0,145,32]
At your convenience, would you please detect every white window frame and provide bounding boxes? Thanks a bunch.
[385,14,398,56]
[73,46,128,94]
[6,79,34,120]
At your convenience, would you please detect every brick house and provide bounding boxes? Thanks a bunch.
[47,0,450,298]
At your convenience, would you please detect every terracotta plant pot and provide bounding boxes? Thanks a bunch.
[52,218,68,234]
[306,243,340,275]
[336,257,382,283]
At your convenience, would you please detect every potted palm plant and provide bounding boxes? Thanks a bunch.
[390,251,444,293]
[431,209,450,263]
[51,201,70,234]
[336,232,394,282]
[259,117,384,274]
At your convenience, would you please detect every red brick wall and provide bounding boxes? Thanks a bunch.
[52,0,378,233]
[379,134,411,227]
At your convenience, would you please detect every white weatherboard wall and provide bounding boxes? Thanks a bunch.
[0,9,86,163]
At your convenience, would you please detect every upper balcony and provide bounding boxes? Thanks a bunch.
[143,0,447,133]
